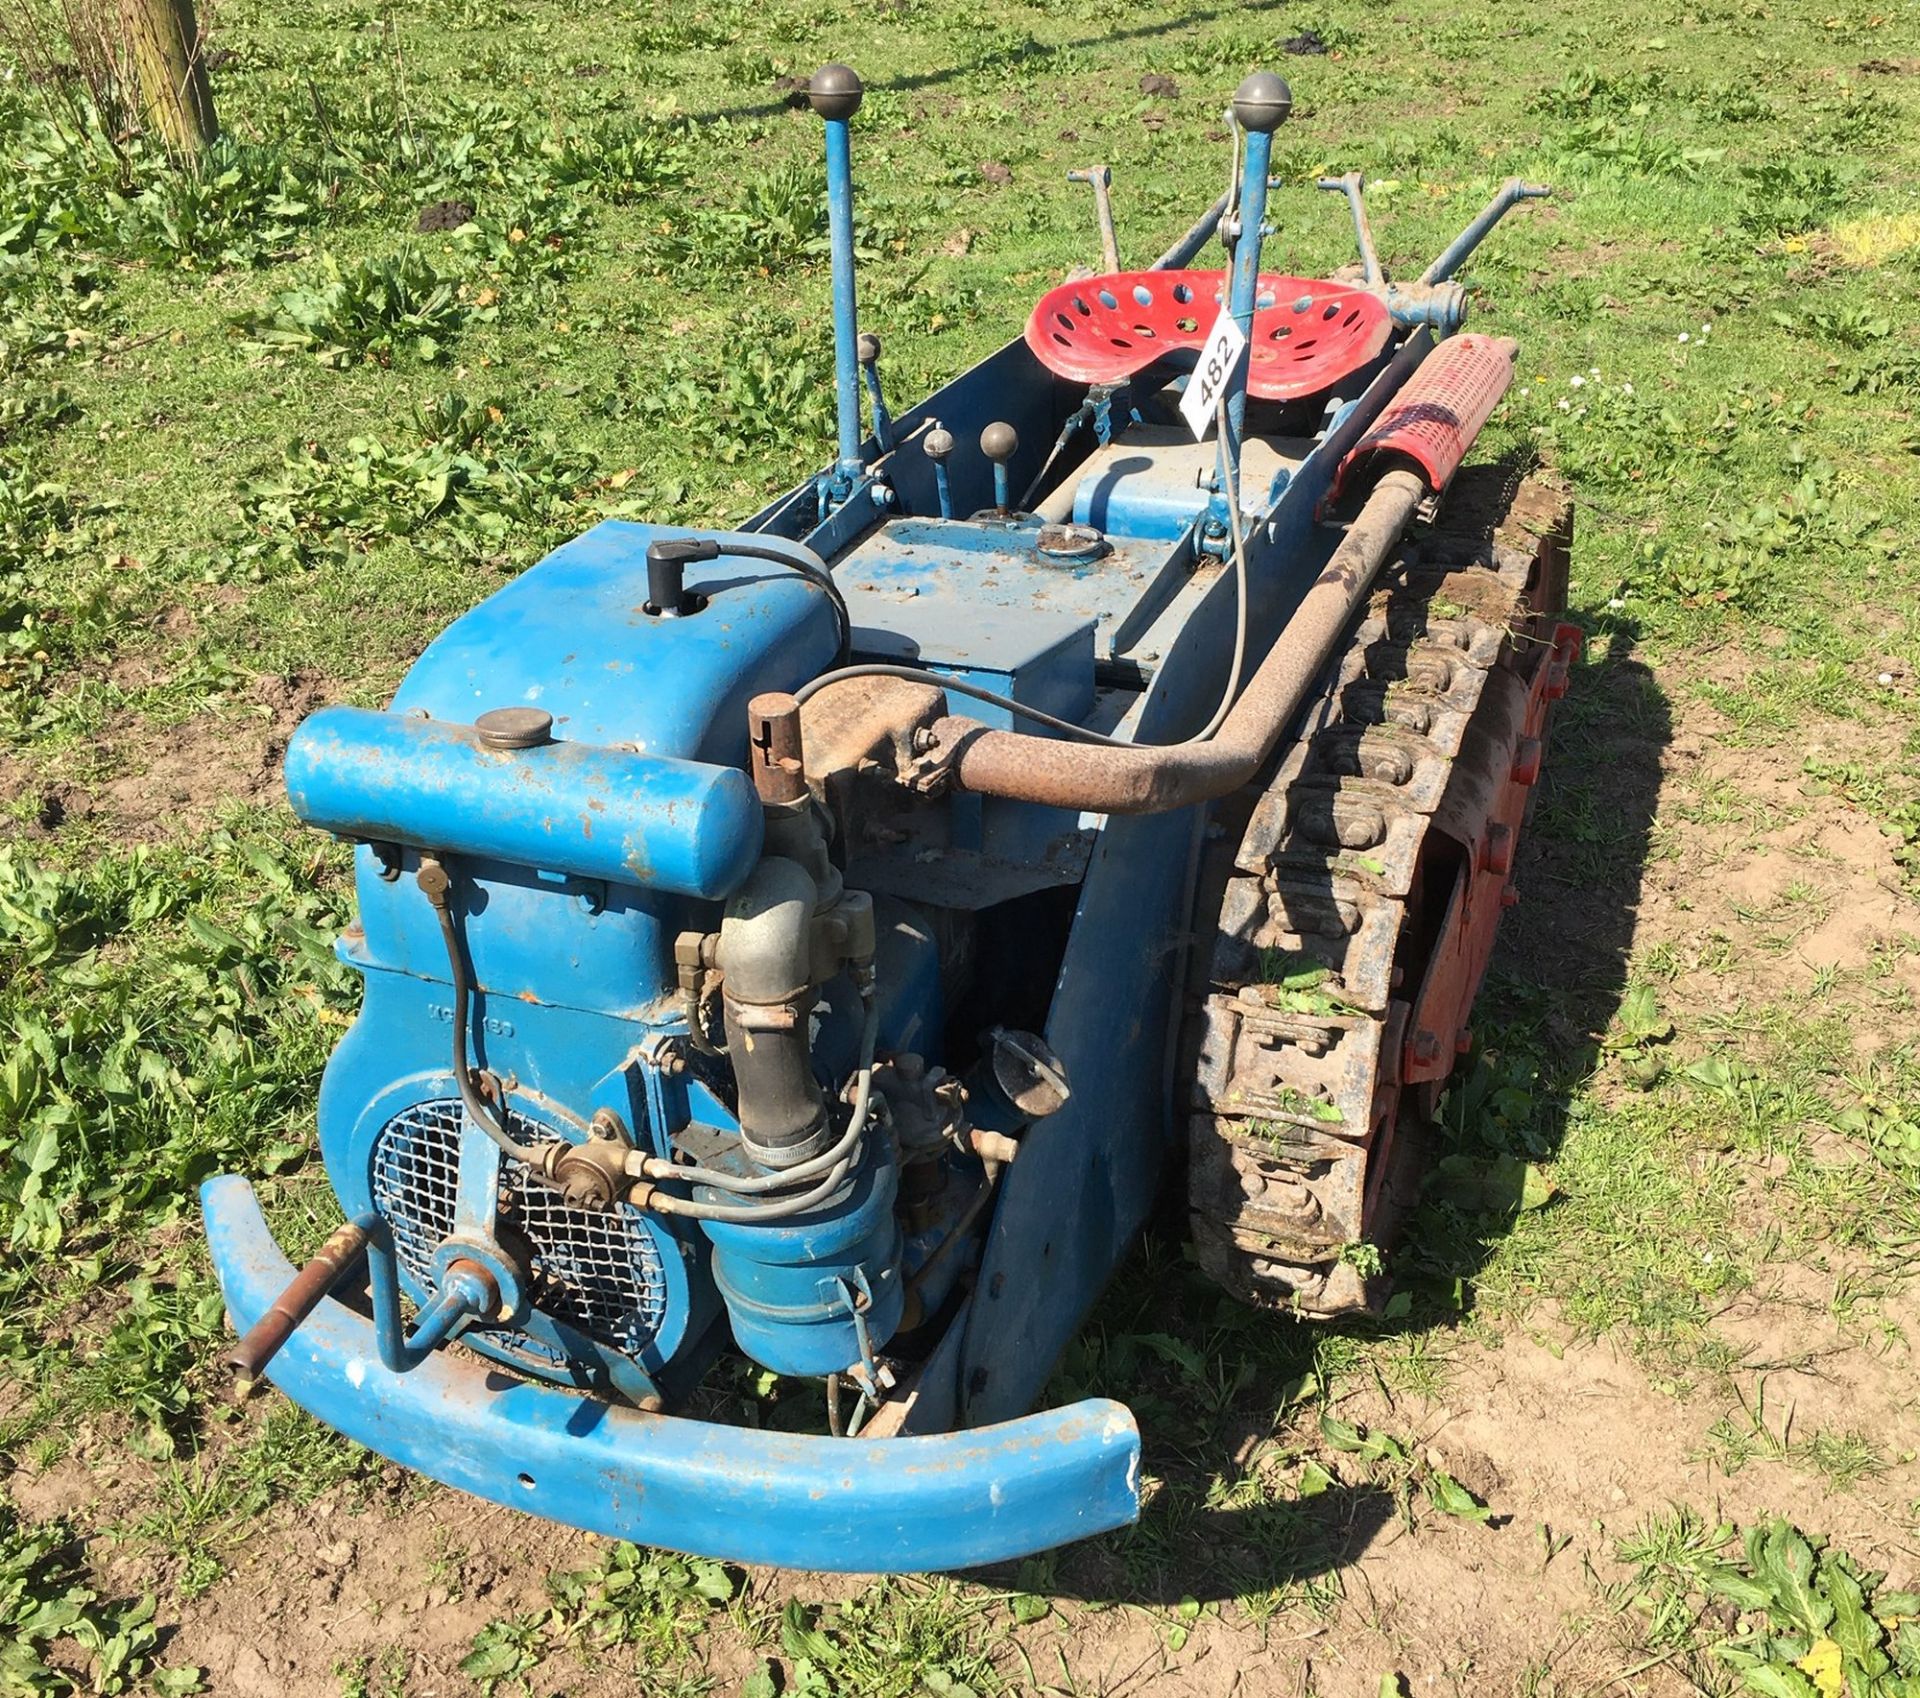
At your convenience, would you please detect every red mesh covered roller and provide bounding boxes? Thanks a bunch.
[1328,333,1519,506]
[1024,270,1392,402]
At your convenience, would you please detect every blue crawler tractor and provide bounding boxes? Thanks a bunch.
[204,67,1578,1571]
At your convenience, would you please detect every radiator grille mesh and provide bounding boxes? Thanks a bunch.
[369,1098,669,1359]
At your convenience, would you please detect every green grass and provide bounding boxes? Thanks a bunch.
[3,0,1919,1687]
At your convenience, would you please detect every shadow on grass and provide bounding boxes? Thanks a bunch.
[1007,605,1671,1608]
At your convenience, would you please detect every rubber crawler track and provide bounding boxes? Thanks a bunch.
[1182,467,1579,1316]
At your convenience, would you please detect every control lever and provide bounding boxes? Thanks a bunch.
[1066,165,1121,275]
[1208,72,1290,554]
[857,333,895,456]
[808,63,866,510]
[980,422,1018,518]
[923,425,955,520]
[1306,171,1551,333]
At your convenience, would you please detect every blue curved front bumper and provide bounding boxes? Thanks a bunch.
[201,1175,1142,1572]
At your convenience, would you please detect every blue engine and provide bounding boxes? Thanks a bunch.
[287,520,951,1405]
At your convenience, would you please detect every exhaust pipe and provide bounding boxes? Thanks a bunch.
[924,467,1426,815]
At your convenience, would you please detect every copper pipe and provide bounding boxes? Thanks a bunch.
[927,468,1428,814]
[219,1217,371,1390]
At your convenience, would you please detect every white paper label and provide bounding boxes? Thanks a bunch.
[1178,306,1249,441]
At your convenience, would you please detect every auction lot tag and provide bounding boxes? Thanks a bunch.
[1178,306,1249,440]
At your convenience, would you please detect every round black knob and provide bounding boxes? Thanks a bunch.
[809,63,863,121]
[857,331,881,364]
[1232,71,1292,134]
[924,425,955,461]
[980,421,1018,464]
[475,707,554,751]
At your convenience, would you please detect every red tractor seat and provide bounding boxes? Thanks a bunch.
[1024,269,1392,402]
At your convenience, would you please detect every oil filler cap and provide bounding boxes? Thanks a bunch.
[475,706,554,751]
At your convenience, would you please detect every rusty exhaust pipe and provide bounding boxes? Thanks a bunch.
[926,467,1428,815]
[219,1216,372,1395]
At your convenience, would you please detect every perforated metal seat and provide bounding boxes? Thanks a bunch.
[1023,269,1392,402]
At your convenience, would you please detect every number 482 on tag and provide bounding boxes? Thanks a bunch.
[1177,307,1249,441]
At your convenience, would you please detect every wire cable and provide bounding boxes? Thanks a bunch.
[418,860,547,1168]
[636,1001,879,1195]
[723,539,853,665]
[649,1156,855,1223]
[794,664,1125,745]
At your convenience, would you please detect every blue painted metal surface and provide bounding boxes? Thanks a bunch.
[387,523,839,761]
[835,516,1171,663]
[288,707,763,901]
[203,1176,1141,1571]
[699,1143,905,1379]
[823,108,864,493]
[1220,123,1273,492]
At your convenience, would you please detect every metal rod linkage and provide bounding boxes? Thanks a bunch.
[1067,164,1121,274]
[1420,177,1552,286]
[1317,171,1382,288]
[219,1215,374,1389]
[810,64,867,497]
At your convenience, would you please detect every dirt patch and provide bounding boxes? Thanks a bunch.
[1670,727,1920,1037]
[1303,1324,1918,1697]
[25,670,338,845]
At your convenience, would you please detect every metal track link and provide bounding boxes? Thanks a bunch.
[1184,468,1576,1316]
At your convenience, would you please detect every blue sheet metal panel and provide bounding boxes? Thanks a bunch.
[1074,460,1219,543]
[389,522,839,763]
[845,591,1095,729]
[288,708,763,901]
[843,588,1096,873]
[203,1176,1141,1572]
[339,848,686,1020]
[958,337,1434,1427]
[834,517,1168,662]
[318,991,673,1202]
[329,522,836,1025]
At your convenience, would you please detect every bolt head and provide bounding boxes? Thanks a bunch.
[808,62,863,120]
[1232,71,1293,133]
[980,421,1019,463]
[923,426,955,461]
